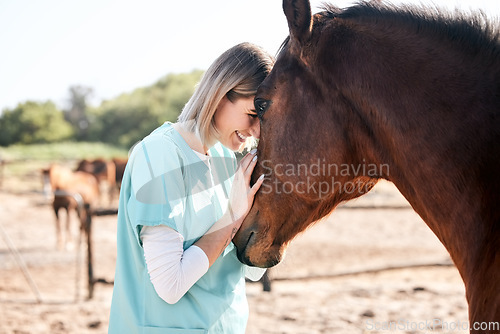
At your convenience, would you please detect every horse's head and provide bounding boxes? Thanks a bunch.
[233,0,380,267]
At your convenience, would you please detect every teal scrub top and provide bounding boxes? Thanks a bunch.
[108,122,250,334]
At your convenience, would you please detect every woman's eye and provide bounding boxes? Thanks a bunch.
[248,113,259,119]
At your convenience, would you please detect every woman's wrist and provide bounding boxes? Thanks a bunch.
[205,210,240,234]
[194,212,240,267]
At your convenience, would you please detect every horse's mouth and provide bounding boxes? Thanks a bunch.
[235,230,284,268]
[234,209,284,268]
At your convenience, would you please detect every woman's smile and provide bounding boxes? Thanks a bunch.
[235,130,248,143]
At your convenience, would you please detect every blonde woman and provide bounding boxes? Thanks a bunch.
[108,42,274,333]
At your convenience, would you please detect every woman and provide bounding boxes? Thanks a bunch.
[108,42,274,333]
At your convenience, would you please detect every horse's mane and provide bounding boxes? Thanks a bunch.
[318,1,500,62]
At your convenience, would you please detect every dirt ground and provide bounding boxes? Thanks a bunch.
[0,178,469,334]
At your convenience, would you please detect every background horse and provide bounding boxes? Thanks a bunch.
[233,0,500,331]
[112,157,128,191]
[43,164,100,250]
[76,158,116,207]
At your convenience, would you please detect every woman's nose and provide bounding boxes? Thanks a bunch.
[250,120,260,139]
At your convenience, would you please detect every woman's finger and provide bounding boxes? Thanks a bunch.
[243,154,258,181]
[249,174,265,197]
[239,149,257,172]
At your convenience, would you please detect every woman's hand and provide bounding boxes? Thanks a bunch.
[227,149,264,226]
[197,149,264,266]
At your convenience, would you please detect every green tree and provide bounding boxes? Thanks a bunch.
[64,85,93,140]
[0,101,74,146]
[88,70,203,148]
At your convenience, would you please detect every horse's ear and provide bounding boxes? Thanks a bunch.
[283,0,312,46]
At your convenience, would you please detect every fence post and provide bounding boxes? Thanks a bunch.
[84,203,94,299]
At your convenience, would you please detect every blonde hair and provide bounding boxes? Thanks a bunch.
[177,42,274,150]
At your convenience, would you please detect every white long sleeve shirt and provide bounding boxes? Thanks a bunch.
[140,225,209,304]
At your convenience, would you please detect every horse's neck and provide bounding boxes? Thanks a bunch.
[337,29,498,216]
[337,50,498,275]
[355,96,500,323]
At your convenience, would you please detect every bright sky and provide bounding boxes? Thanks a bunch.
[0,0,498,112]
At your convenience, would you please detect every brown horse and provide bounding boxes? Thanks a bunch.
[112,157,128,190]
[43,164,100,250]
[76,158,116,207]
[233,0,500,331]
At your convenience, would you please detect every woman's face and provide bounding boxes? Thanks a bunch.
[213,96,260,151]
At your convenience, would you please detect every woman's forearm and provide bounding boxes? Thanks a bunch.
[194,211,240,267]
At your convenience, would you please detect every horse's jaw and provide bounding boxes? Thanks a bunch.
[234,175,378,267]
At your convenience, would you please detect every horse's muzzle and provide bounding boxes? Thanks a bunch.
[233,226,256,266]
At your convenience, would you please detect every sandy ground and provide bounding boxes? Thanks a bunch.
[0,177,469,334]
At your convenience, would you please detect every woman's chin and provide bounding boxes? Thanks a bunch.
[232,142,243,152]
[218,134,245,152]
[218,139,238,152]
[232,138,245,151]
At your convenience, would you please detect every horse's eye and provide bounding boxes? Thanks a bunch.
[254,98,271,118]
